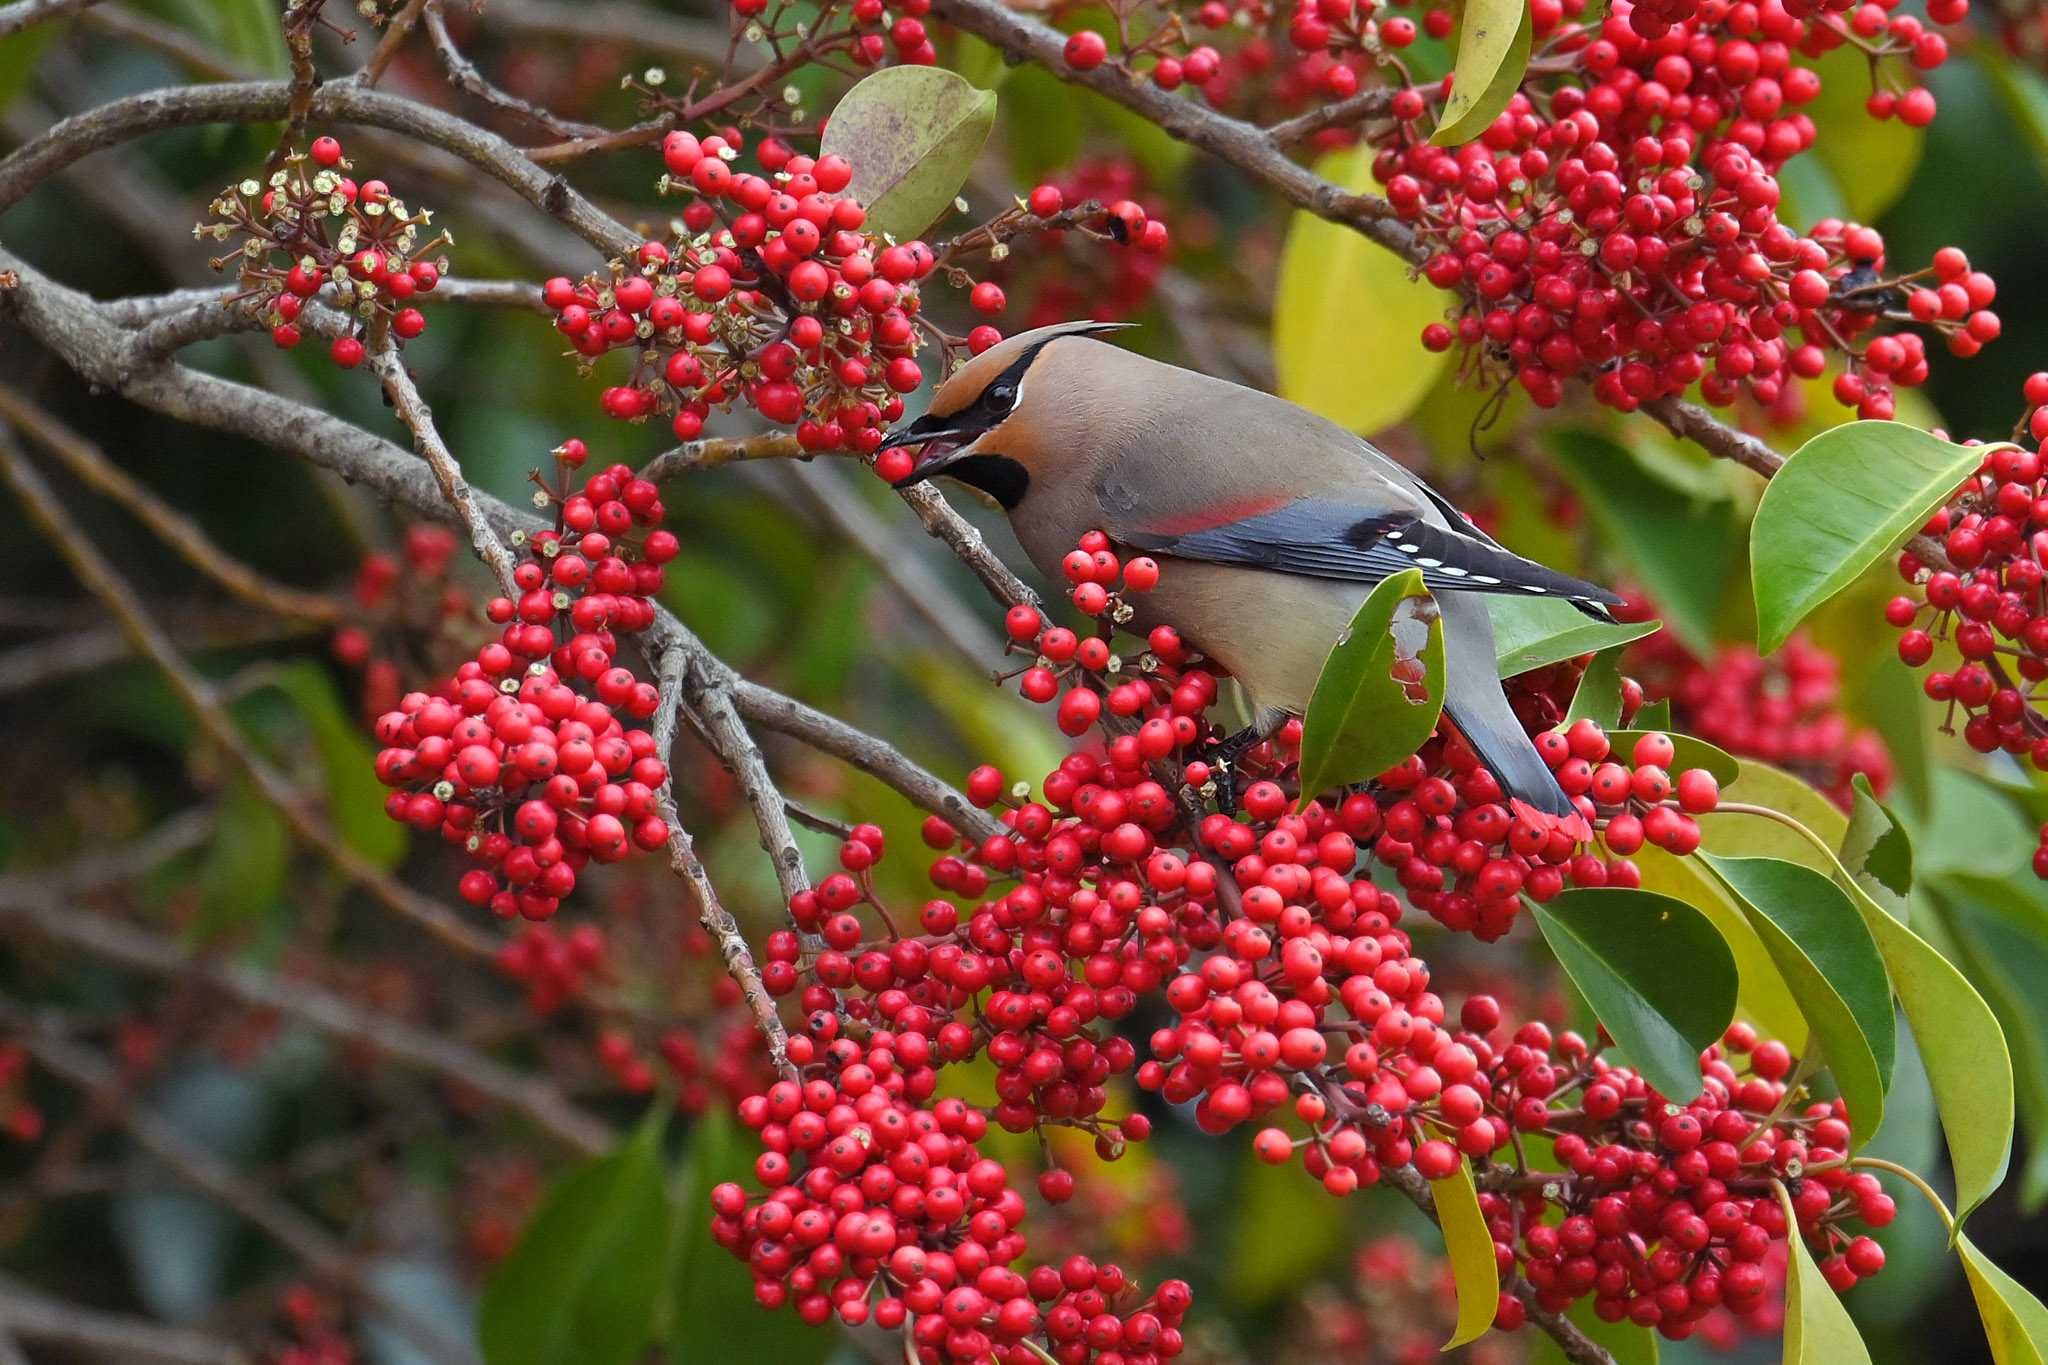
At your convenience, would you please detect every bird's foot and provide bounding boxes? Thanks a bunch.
[1196,724,1264,815]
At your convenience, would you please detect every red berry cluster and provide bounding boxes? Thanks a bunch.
[1886,378,2048,867]
[459,1156,544,1266]
[1456,1017,1893,1338]
[369,443,675,920]
[728,0,940,65]
[703,543,1900,1355]
[545,135,947,452]
[497,919,610,1015]
[1272,1233,1520,1364]
[991,164,1172,332]
[1624,613,1891,810]
[333,524,471,723]
[197,136,447,369]
[997,534,1721,941]
[1376,0,1984,417]
[712,1025,1189,1361]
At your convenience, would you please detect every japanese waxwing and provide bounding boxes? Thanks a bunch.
[879,320,1623,828]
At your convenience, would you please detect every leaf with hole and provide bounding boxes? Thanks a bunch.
[1751,421,1987,653]
[1530,889,1737,1102]
[1298,570,1445,802]
[821,67,996,239]
[1842,773,1912,919]
[1698,854,1893,1149]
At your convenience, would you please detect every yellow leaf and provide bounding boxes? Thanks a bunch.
[1431,1162,1499,1350]
[1273,147,1451,436]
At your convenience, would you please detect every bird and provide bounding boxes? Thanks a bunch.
[877,319,1624,829]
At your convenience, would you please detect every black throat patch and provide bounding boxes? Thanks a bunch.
[942,454,1030,510]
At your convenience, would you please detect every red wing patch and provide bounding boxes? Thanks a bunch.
[1138,494,1297,538]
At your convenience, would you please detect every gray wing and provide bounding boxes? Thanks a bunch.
[1119,498,1624,612]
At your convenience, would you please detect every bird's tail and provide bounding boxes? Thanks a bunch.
[1435,593,1588,840]
[1444,697,1586,839]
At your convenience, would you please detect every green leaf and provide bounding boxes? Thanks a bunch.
[1634,697,1673,731]
[1706,759,1849,872]
[670,1112,836,1364]
[1869,910,2013,1222]
[252,661,406,870]
[482,1108,673,1365]
[1960,1231,2048,1363]
[1781,1185,1875,1365]
[1750,421,1985,653]
[1564,648,1625,729]
[1430,1160,1498,1350]
[1488,596,1661,678]
[1432,0,1533,146]
[1530,889,1737,1102]
[1982,48,2048,186]
[1632,846,1804,1045]
[1842,774,1912,920]
[1298,570,1445,800]
[1913,768,2029,882]
[1698,855,1893,1149]
[1837,792,2012,1221]
[1939,892,2048,1213]
[192,780,289,942]
[820,67,996,239]
[1607,729,1741,788]
[1529,1299,1660,1365]
[1545,429,1739,653]
[1274,146,1451,434]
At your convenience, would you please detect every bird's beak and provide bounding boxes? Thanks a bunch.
[877,415,981,488]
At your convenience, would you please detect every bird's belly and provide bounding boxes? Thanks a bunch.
[1135,562,1364,717]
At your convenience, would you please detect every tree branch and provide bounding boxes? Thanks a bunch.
[0,1271,233,1365]
[0,384,343,621]
[0,816,613,1155]
[422,0,605,140]
[369,334,521,595]
[3,1013,481,1365]
[0,0,103,39]
[0,79,639,258]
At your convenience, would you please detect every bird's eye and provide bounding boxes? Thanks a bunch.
[986,382,1016,409]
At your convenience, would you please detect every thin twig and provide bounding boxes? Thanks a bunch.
[0,385,343,621]
[0,1271,231,1365]
[651,644,794,1077]
[0,425,499,964]
[0,0,103,40]
[422,0,604,139]
[3,1012,481,1365]
[359,0,430,85]
[369,335,520,595]
[0,817,612,1154]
